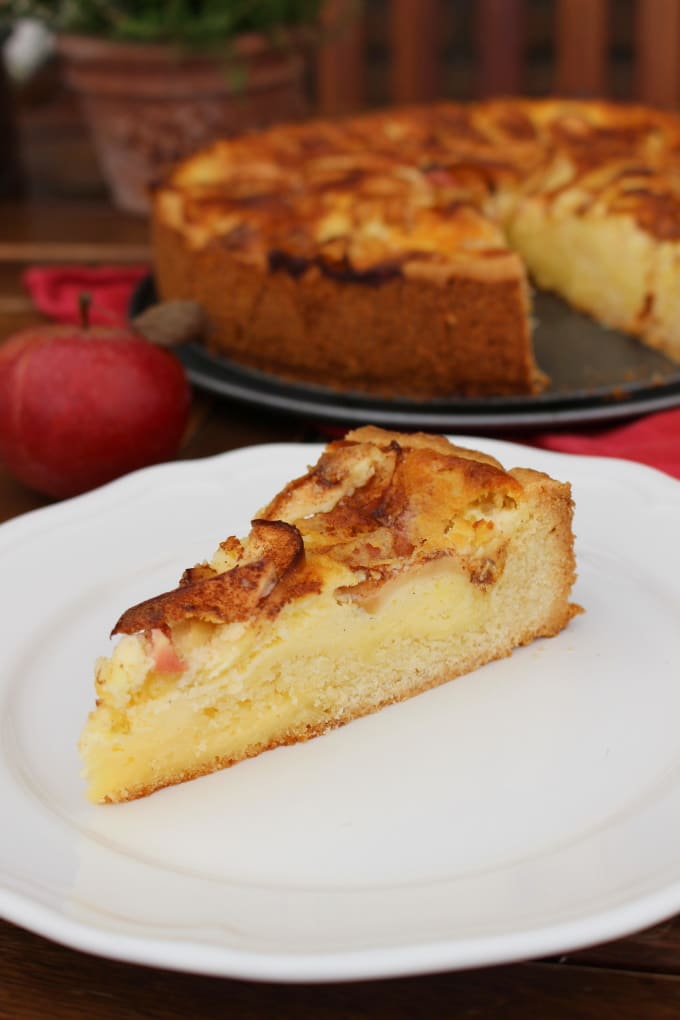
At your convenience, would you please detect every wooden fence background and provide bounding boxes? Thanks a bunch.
[315,0,680,114]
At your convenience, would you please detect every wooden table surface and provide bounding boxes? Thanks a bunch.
[1,197,680,1020]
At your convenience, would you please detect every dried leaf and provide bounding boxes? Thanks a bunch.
[133,300,206,348]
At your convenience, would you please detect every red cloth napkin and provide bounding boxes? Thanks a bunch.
[23,265,149,326]
[529,409,680,480]
[22,265,680,480]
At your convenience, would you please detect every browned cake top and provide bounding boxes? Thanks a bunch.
[113,427,527,636]
[154,98,680,274]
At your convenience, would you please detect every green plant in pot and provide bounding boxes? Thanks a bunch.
[3,1,324,213]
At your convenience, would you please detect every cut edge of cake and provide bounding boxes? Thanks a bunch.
[152,216,542,398]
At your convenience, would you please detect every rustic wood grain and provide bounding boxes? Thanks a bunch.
[390,0,442,103]
[635,0,680,107]
[3,919,680,1020]
[565,916,680,976]
[0,202,148,258]
[0,240,151,263]
[555,0,610,97]
[316,0,365,115]
[475,0,525,97]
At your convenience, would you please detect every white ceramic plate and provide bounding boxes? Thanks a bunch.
[1,438,680,983]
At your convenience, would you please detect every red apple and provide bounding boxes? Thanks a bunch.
[0,321,191,499]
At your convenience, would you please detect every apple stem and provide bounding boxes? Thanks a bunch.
[79,292,92,331]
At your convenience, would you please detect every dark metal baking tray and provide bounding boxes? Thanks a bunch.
[131,275,680,430]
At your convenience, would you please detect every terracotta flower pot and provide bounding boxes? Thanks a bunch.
[57,32,310,214]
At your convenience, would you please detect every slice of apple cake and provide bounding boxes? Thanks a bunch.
[80,427,581,803]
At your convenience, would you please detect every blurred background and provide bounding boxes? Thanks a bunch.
[2,0,679,212]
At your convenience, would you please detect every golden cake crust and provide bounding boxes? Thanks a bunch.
[152,97,680,396]
[114,427,545,636]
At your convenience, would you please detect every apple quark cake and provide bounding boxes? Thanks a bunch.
[80,427,581,803]
[152,98,680,398]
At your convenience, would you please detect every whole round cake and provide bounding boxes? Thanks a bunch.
[152,98,680,398]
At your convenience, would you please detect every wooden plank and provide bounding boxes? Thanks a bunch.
[635,0,680,107]
[564,917,680,976]
[390,0,441,104]
[0,294,34,314]
[555,0,610,97]
[0,242,151,264]
[316,0,365,115]
[0,201,150,264]
[476,0,525,97]
[5,919,680,1020]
